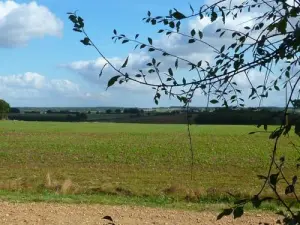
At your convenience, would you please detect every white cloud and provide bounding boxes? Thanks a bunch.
[63,0,295,107]
[0,72,109,106]
[0,1,63,48]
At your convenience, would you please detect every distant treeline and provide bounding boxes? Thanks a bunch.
[6,107,300,125]
[8,112,87,122]
[194,108,298,125]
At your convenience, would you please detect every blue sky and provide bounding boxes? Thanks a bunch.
[0,0,290,107]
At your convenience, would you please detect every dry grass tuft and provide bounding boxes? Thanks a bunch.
[61,179,73,195]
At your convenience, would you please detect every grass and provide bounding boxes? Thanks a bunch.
[0,121,299,210]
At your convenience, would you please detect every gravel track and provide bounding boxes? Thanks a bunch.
[0,202,283,225]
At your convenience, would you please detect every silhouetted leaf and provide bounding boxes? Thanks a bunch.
[220,45,225,53]
[210,99,219,104]
[257,175,267,180]
[68,15,77,23]
[172,11,186,20]
[198,31,203,39]
[211,11,218,22]
[121,56,129,68]
[103,216,113,222]
[285,185,294,195]
[73,28,82,32]
[80,37,91,45]
[148,37,153,45]
[233,207,244,219]
[107,76,120,88]
[251,195,262,208]
[99,63,108,77]
[175,59,178,69]
[295,123,300,136]
[217,208,233,220]
[191,29,196,36]
[135,34,139,39]
[189,39,195,43]
[292,176,297,185]
[270,173,279,186]
[189,3,194,14]
[168,68,173,76]
[169,21,175,28]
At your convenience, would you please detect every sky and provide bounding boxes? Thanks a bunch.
[0,0,295,107]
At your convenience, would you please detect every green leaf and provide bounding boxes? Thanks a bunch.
[121,56,129,68]
[148,37,153,45]
[107,76,120,88]
[274,86,280,91]
[233,207,244,219]
[210,99,219,104]
[172,11,186,20]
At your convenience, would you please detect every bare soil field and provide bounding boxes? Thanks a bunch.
[0,202,283,225]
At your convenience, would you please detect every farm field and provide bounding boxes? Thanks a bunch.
[0,121,299,209]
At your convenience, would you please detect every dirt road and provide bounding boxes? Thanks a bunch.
[0,202,282,225]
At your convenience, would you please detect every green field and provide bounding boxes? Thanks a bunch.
[0,121,299,209]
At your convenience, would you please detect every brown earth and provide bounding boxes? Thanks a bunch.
[0,202,283,225]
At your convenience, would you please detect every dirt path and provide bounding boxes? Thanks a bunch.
[0,202,282,225]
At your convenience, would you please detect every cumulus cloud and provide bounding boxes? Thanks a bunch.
[0,1,63,48]
[0,72,109,106]
[63,0,293,106]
